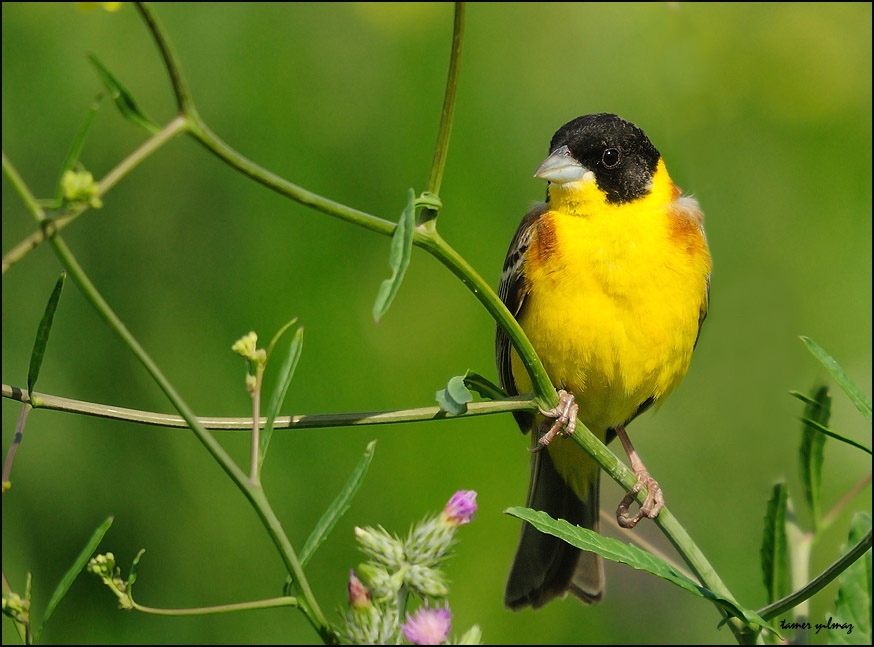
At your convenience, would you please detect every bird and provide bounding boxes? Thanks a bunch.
[496,113,711,610]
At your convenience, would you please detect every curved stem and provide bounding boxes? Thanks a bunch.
[134,2,197,117]
[132,595,298,616]
[188,118,395,236]
[757,529,873,621]
[2,383,536,430]
[419,2,465,226]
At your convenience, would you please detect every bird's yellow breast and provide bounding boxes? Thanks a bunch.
[511,162,711,437]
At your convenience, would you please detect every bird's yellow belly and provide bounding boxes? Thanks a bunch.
[511,210,703,436]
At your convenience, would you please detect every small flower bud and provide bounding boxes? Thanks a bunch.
[354,525,404,569]
[405,564,448,598]
[347,570,371,610]
[441,490,477,527]
[356,562,394,600]
[457,624,483,645]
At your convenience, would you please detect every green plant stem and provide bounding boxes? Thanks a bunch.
[2,151,51,274]
[189,117,395,234]
[2,382,536,430]
[134,2,197,117]
[250,364,264,485]
[419,2,465,226]
[131,596,299,616]
[757,529,873,622]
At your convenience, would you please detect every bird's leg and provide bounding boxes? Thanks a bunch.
[531,389,578,452]
[615,425,665,528]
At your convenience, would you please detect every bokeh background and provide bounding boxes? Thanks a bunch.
[2,2,871,644]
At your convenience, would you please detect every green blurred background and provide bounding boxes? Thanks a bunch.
[2,2,871,644]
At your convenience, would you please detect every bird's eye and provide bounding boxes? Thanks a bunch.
[601,148,620,168]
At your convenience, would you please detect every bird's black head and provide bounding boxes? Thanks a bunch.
[548,113,661,205]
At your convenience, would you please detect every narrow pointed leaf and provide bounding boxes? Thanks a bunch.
[260,325,304,469]
[285,441,377,595]
[302,440,376,566]
[373,188,415,322]
[505,506,767,629]
[35,516,113,642]
[761,482,790,603]
[799,385,829,531]
[790,404,870,454]
[800,336,872,423]
[829,513,872,644]
[28,272,67,400]
[88,52,160,134]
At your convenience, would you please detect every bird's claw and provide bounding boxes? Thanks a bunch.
[616,470,664,528]
[530,389,578,453]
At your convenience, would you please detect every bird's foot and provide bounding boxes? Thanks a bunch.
[531,389,578,453]
[616,469,664,528]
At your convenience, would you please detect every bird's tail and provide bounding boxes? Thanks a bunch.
[504,444,603,609]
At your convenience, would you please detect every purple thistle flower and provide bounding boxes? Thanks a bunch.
[441,490,477,527]
[401,600,452,645]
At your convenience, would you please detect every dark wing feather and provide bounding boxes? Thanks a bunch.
[495,203,548,431]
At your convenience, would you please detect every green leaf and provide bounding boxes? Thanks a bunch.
[87,52,160,134]
[799,385,830,531]
[35,516,113,642]
[829,513,872,645]
[285,440,376,595]
[436,375,473,415]
[761,482,791,604]
[303,440,375,566]
[462,371,508,400]
[505,506,768,629]
[790,395,871,454]
[372,188,415,323]
[800,336,872,423]
[260,324,304,469]
[28,272,67,400]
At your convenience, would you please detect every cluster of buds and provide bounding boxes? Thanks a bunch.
[2,590,30,625]
[342,490,482,645]
[61,169,103,209]
[86,553,134,609]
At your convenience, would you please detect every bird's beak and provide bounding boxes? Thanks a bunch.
[534,145,586,184]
